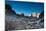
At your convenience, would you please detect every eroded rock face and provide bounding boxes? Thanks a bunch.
[5,4,44,30]
[5,14,44,30]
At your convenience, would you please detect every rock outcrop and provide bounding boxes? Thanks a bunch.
[5,4,44,31]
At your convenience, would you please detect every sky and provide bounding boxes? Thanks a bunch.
[5,1,44,16]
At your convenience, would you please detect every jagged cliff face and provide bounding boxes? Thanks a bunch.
[5,4,44,30]
[5,4,37,22]
[5,4,16,16]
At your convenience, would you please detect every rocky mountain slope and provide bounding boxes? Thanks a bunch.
[5,4,44,31]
